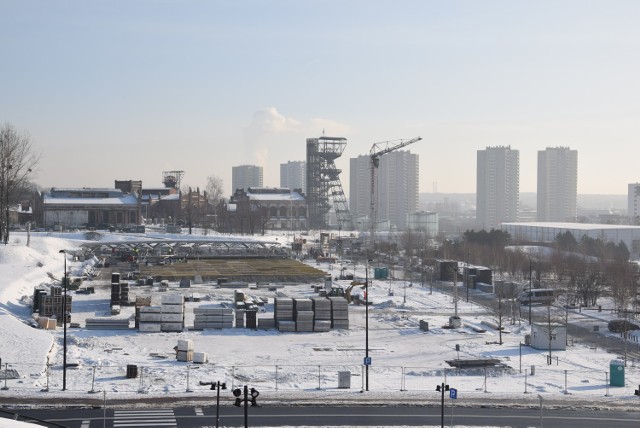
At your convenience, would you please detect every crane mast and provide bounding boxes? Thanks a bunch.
[369,137,422,249]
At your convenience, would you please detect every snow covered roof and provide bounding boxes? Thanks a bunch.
[502,222,640,231]
[43,194,139,206]
[247,187,305,201]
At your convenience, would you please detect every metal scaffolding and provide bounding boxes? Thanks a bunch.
[306,136,352,230]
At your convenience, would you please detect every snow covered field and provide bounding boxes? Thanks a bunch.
[1,230,640,414]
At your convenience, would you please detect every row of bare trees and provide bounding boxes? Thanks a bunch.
[0,123,39,244]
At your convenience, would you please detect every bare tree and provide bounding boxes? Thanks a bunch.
[539,302,566,364]
[205,175,225,230]
[0,124,39,244]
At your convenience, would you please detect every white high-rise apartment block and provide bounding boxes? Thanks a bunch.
[349,151,419,231]
[232,165,263,193]
[476,146,520,230]
[628,183,640,224]
[537,147,578,222]
[280,161,306,193]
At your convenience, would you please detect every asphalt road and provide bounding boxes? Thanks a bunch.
[7,404,640,428]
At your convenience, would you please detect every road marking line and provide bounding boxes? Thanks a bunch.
[195,407,204,416]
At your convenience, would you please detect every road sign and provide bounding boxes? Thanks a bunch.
[364,357,372,366]
[449,388,457,399]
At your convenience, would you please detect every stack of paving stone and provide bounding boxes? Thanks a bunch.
[86,317,130,330]
[176,339,194,362]
[119,282,130,306]
[312,297,332,332]
[329,297,349,330]
[235,306,246,328]
[294,298,313,332]
[192,307,234,330]
[138,306,162,332]
[161,293,185,332]
[257,317,276,330]
[274,297,294,331]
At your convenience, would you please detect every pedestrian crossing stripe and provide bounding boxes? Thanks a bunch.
[114,409,177,427]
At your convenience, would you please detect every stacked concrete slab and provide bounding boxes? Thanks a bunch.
[161,293,185,332]
[274,298,294,321]
[329,297,349,330]
[138,306,162,332]
[275,297,294,331]
[312,297,332,332]
[257,317,276,330]
[293,298,313,332]
[235,308,245,328]
[86,317,130,330]
[176,339,194,362]
[193,307,234,330]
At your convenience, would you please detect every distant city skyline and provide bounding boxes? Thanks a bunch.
[3,1,640,197]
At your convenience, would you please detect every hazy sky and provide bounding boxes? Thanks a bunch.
[2,1,639,196]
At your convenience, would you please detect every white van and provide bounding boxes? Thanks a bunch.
[517,288,557,305]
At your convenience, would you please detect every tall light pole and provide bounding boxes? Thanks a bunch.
[59,249,67,391]
[529,258,533,325]
[365,259,370,391]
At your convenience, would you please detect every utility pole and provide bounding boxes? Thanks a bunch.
[529,259,533,325]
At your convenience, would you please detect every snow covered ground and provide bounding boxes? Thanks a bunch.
[1,230,640,415]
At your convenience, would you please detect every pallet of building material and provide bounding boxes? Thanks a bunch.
[312,298,332,318]
[162,304,185,314]
[193,351,208,363]
[195,312,233,320]
[162,313,184,323]
[196,314,234,322]
[161,322,184,332]
[139,322,162,332]
[179,278,191,288]
[331,319,350,330]
[194,307,233,316]
[246,310,257,329]
[192,321,234,330]
[139,313,162,322]
[257,318,276,330]
[218,281,249,288]
[111,305,121,315]
[86,317,130,330]
[161,293,184,305]
[296,310,314,322]
[37,317,57,330]
[140,305,162,313]
[274,298,294,321]
[314,320,332,332]
[277,320,296,332]
[135,296,152,307]
[296,322,313,332]
[176,350,193,362]
[177,339,194,352]
[235,313,245,328]
[293,298,313,312]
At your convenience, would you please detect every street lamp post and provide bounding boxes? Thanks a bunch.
[59,249,67,391]
[365,260,370,391]
[529,259,533,325]
[436,382,449,428]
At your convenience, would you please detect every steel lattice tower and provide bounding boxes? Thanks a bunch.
[306,136,352,230]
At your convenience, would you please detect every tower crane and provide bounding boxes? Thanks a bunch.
[369,137,422,249]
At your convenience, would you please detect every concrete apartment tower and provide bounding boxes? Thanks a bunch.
[232,165,263,193]
[476,146,520,230]
[349,150,419,231]
[628,183,640,225]
[537,147,578,222]
[280,161,306,193]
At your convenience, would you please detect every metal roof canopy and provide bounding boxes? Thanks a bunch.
[80,238,282,255]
